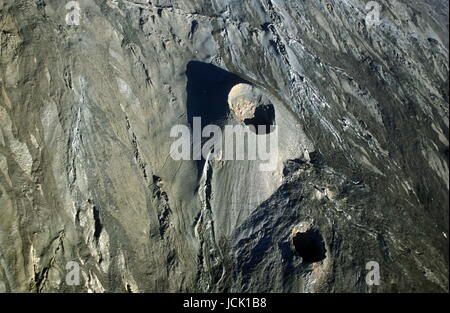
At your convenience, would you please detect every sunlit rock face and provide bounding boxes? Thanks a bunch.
[0,0,448,293]
[228,84,258,121]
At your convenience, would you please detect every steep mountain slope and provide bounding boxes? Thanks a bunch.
[0,0,448,292]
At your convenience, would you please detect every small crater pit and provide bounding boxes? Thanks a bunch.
[292,229,326,263]
[243,104,275,134]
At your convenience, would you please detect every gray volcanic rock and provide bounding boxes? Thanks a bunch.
[0,0,448,292]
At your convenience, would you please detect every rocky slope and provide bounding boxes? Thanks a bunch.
[0,0,448,292]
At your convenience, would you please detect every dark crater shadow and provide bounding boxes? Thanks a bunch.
[186,61,249,128]
[292,229,327,263]
[186,61,250,177]
[244,104,276,135]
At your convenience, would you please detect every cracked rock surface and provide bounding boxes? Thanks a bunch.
[0,0,448,292]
